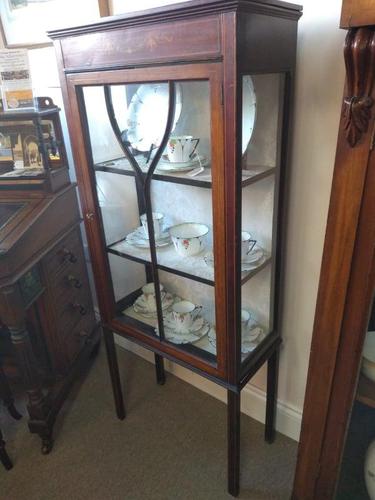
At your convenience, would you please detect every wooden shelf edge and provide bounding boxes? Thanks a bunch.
[357,373,375,408]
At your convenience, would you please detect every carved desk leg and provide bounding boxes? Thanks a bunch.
[0,285,51,454]
[0,428,12,470]
[0,365,22,420]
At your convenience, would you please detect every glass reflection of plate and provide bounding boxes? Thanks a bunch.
[125,226,171,248]
[126,83,182,152]
[242,76,257,155]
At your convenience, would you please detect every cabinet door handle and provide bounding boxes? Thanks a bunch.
[61,248,77,263]
[72,302,87,316]
[67,275,82,289]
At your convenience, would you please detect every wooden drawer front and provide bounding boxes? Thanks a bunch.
[53,268,90,304]
[44,229,84,279]
[60,15,221,71]
[56,287,93,333]
[63,312,96,365]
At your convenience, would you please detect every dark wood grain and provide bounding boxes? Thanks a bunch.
[341,0,375,28]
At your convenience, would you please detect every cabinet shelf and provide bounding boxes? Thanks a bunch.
[107,238,271,286]
[94,158,276,189]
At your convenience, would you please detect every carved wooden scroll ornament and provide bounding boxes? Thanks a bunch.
[343,28,375,147]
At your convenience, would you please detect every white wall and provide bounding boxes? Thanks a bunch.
[10,0,346,440]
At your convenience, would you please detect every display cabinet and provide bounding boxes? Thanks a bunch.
[0,96,69,192]
[49,0,301,495]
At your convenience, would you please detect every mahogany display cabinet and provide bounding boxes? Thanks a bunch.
[49,0,302,495]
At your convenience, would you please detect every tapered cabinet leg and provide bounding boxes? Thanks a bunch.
[154,354,166,385]
[0,429,12,470]
[103,327,125,420]
[228,390,241,497]
[265,347,280,444]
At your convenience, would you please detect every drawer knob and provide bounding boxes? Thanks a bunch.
[72,302,87,316]
[75,330,89,338]
[67,275,82,289]
[61,248,77,263]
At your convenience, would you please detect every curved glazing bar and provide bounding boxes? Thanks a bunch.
[104,83,177,342]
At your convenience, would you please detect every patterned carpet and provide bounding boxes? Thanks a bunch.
[1,346,297,499]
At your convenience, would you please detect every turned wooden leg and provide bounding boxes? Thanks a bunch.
[154,354,166,385]
[103,327,125,420]
[228,390,241,497]
[0,365,22,420]
[265,347,279,444]
[0,428,13,470]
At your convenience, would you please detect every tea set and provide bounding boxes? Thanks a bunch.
[132,282,210,345]
[208,309,265,354]
[156,135,208,174]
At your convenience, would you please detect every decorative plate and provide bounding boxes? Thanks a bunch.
[242,75,257,155]
[126,83,182,152]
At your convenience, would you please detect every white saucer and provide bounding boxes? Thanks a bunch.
[126,226,171,248]
[204,245,265,272]
[208,325,265,354]
[156,313,210,344]
[156,155,208,173]
[133,292,174,317]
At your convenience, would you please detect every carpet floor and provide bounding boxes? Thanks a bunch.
[1,346,297,499]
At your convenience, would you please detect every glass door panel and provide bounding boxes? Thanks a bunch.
[81,77,218,365]
[335,299,375,499]
[240,73,285,364]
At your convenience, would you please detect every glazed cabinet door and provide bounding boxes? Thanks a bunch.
[66,64,227,379]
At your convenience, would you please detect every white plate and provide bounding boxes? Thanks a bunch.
[156,314,210,344]
[133,292,175,317]
[126,83,183,152]
[156,156,208,173]
[204,245,264,271]
[208,326,265,354]
[242,76,257,155]
[125,226,171,248]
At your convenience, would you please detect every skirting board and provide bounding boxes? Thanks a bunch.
[114,334,302,442]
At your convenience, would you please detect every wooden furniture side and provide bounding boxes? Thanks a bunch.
[341,0,375,28]
[292,26,375,500]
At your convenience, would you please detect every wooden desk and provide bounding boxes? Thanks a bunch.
[0,185,99,453]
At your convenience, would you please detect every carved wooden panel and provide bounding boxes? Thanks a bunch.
[343,27,375,147]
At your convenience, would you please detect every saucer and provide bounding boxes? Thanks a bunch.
[133,292,174,317]
[156,155,208,173]
[204,245,264,272]
[156,313,210,344]
[126,226,171,248]
[208,325,265,354]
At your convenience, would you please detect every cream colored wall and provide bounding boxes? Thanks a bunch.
[7,0,346,439]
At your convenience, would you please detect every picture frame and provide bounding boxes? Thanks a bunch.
[0,0,110,48]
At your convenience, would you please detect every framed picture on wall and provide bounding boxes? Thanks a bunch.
[0,0,110,48]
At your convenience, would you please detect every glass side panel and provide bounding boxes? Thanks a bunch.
[335,299,375,499]
[241,73,285,364]
[82,80,216,365]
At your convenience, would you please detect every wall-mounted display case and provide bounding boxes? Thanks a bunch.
[50,0,301,495]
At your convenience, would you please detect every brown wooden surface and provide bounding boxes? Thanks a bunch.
[292,27,375,500]
[341,0,375,28]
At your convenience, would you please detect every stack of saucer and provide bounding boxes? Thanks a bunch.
[156,154,208,173]
[133,283,174,318]
[125,226,171,248]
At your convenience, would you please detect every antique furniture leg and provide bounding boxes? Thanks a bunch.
[0,286,50,453]
[0,365,22,421]
[228,389,241,497]
[103,327,125,420]
[265,347,279,443]
[0,428,12,470]
[154,354,166,385]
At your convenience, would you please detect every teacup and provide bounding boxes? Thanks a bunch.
[167,135,200,163]
[171,300,202,333]
[140,212,164,240]
[169,222,209,257]
[141,282,165,312]
[241,231,257,261]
